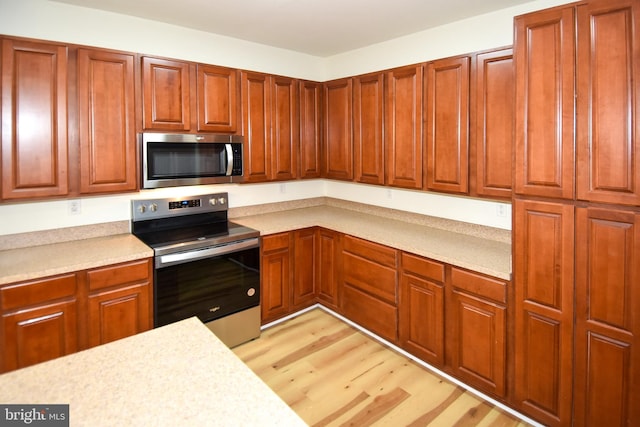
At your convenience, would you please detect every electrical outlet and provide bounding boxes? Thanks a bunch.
[279,183,286,194]
[68,200,81,215]
[496,204,507,217]
[386,189,393,199]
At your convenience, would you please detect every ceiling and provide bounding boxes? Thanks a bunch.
[50,0,533,57]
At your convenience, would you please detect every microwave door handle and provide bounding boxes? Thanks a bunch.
[225,144,234,176]
[156,238,259,268]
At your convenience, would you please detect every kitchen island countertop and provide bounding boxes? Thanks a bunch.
[0,317,306,427]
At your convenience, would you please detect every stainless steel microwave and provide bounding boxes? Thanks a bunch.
[140,133,244,189]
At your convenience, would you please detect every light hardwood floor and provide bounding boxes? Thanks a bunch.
[233,308,533,427]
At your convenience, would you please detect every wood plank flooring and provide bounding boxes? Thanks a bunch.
[233,308,533,427]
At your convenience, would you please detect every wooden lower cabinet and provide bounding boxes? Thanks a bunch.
[0,274,78,373]
[0,259,152,373]
[292,228,317,309]
[86,259,152,347]
[340,235,398,342]
[574,207,640,426]
[316,228,340,310]
[447,267,508,398]
[399,252,445,366]
[260,232,293,323]
[261,228,340,323]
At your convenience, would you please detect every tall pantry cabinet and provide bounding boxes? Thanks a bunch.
[513,0,639,426]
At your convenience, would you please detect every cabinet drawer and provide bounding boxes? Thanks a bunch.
[401,252,445,283]
[261,232,291,252]
[1,274,77,311]
[343,252,397,303]
[450,267,506,303]
[343,235,397,268]
[87,259,151,291]
[342,284,397,342]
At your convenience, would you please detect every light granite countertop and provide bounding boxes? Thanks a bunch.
[0,316,305,426]
[0,233,153,285]
[232,201,512,280]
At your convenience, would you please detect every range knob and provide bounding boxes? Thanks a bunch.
[149,203,158,212]
[218,197,226,205]
[209,198,217,206]
[137,204,146,214]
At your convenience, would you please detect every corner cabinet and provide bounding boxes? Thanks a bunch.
[1,38,69,200]
[299,80,323,179]
[78,48,138,194]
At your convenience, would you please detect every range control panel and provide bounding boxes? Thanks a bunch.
[132,192,228,221]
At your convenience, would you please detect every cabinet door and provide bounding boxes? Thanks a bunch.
[78,48,137,194]
[292,228,316,309]
[141,56,191,131]
[471,48,514,199]
[425,56,470,194]
[0,274,78,373]
[88,283,151,347]
[448,268,507,398]
[86,259,152,347]
[196,64,239,133]
[316,228,340,309]
[574,207,640,426]
[271,76,299,181]
[242,71,271,182]
[576,0,640,206]
[260,233,292,323]
[354,72,384,185]
[514,7,575,199]
[386,65,423,189]
[323,78,353,180]
[398,253,445,366]
[1,38,68,200]
[513,199,574,426]
[299,80,322,179]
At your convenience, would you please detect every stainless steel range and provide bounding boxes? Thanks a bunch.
[131,192,260,348]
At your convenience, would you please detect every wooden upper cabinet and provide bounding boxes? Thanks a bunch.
[514,7,575,200]
[270,76,299,181]
[574,206,640,426]
[141,56,192,131]
[196,64,239,133]
[513,198,575,426]
[425,56,470,194]
[242,71,271,182]
[471,48,514,199]
[323,78,353,180]
[299,80,322,179]
[354,72,384,185]
[1,38,69,200]
[576,0,640,206]
[78,48,137,194]
[386,65,423,189]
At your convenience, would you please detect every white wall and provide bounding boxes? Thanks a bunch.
[0,0,569,236]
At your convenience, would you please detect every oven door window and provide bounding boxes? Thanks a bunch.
[154,246,259,327]
[147,142,227,179]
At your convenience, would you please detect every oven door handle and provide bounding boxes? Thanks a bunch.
[156,237,259,268]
